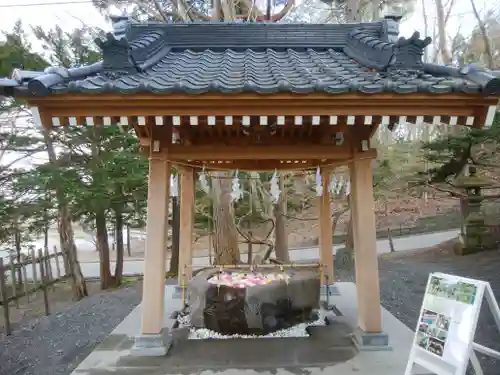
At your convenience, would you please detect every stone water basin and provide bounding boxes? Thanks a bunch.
[187,267,321,335]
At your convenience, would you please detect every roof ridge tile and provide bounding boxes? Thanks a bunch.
[2,20,499,97]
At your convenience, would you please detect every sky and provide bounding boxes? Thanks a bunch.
[0,0,497,49]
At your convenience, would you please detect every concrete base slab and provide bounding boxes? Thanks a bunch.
[325,315,391,351]
[70,282,431,375]
[352,328,391,351]
[130,330,171,357]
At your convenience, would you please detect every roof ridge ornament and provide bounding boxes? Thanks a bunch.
[344,26,432,72]
[382,14,402,43]
[110,15,131,40]
[390,31,432,71]
[95,33,139,79]
[343,28,395,70]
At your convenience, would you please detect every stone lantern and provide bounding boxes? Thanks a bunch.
[452,166,494,254]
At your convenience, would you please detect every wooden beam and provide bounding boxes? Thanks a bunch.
[167,144,352,160]
[27,92,497,127]
[177,159,345,172]
[26,92,500,106]
[164,149,377,171]
[319,167,334,285]
[178,167,195,285]
[350,157,381,333]
[140,154,171,335]
[37,104,484,118]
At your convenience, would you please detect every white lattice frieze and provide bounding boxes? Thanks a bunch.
[47,114,487,129]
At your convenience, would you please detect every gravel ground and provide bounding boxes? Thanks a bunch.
[0,282,142,375]
[2,247,499,375]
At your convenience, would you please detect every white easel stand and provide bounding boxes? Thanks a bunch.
[405,281,500,375]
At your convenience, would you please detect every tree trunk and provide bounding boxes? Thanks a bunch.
[421,0,429,63]
[169,196,181,275]
[95,210,112,289]
[43,129,87,299]
[43,219,49,252]
[126,225,131,257]
[346,0,361,21]
[114,209,124,286]
[469,0,494,69]
[14,221,22,284]
[435,0,453,64]
[211,172,240,265]
[370,0,378,21]
[59,206,88,298]
[431,22,439,63]
[43,194,50,252]
[388,228,395,252]
[211,0,221,20]
[274,176,289,262]
[89,126,114,289]
[332,205,350,235]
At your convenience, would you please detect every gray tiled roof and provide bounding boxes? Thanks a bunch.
[2,17,500,97]
[47,49,487,95]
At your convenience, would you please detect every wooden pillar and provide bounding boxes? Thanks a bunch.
[178,167,195,285]
[140,155,171,335]
[319,168,334,285]
[350,157,382,333]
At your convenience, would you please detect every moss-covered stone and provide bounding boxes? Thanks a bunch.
[336,247,354,268]
[459,212,489,255]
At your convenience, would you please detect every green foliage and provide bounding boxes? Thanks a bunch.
[373,159,392,189]
[31,24,103,67]
[0,20,47,77]
[0,21,150,257]
[56,126,149,230]
[0,22,50,247]
[0,21,47,113]
[420,114,500,184]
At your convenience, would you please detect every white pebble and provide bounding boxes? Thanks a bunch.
[178,311,326,340]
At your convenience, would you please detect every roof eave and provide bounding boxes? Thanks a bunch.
[424,63,500,96]
[0,78,20,97]
[22,62,104,96]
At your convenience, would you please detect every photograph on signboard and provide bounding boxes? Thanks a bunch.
[455,282,477,305]
[427,336,445,357]
[416,332,429,349]
[436,328,448,341]
[427,275,477,305]
[416,309,451,356]
[427,326,440,337]
[418,323,429,334]
[421,309,438,326]
[436,314,450,330]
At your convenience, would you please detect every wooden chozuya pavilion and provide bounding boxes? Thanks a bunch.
[1,15,499,355]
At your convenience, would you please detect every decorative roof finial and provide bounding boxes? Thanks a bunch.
[382,6,403,42]
[95,33,138,79]
[391,31,432,71]
[383,4,403,20]
[110,15,130,40]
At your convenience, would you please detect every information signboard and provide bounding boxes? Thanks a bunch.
[405,272,487,375]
